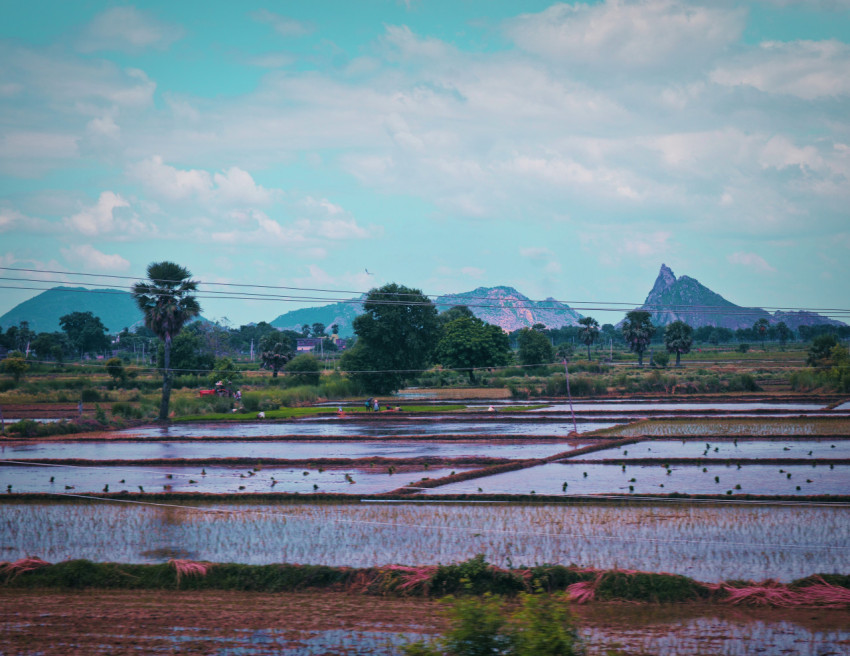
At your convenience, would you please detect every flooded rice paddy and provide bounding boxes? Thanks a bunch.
[2,500,847,582]
[533,402,828,412]
[426,463,850,496]
[598,416,850,437]
[0,439,590,461]
[576,438,850,460]
[116,420,617,439]
[1,464,465,495]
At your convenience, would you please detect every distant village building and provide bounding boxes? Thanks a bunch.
[296,338,323,352]
[296,337,348,352]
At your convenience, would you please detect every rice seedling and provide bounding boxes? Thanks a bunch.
[1,499,848,582]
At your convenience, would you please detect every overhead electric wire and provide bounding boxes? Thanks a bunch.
[2,282,850,321]
[2,266,848,316]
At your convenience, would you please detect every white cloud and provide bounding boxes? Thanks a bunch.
[63,191,151,238]
[291,265,375,291]
[759,135,824,171]
[727,252,777,274]
[0,131,78,161]
[77,7,183,53]
[213,167,274,206]
[0,208,53,233]
[461,266,485,278]
[506,0,744,71]
[129,156,276,207]
[129,156,213,202]
[250,10,314,37]
[381,25,453,61]
[60,244,130,271]
[622,231,673,257]
[520,247,554,260]
[711,40,850,99]
[86,114,120,141]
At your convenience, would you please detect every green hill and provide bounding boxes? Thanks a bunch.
[0,287,144,334]
[270,298,363,337]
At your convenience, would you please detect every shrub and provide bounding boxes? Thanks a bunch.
[80,388,101,403]
[652,351,670,368]
[283,354,321,387]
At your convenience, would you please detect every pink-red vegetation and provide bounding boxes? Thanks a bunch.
[169,559,213,583]
[0,557,51,580]
[711,577,850,608]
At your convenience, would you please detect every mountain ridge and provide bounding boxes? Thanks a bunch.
[635,264,843,330]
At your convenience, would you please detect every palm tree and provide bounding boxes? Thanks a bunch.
[132,262,201,421]
[577,316,600,360]
[621,310,656,367]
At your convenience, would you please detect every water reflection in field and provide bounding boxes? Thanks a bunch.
[0,464,465,494]
[0,439,590,461]
[114,421,616,439]
[577,439,850,461]
[2,500,846,581]
[426,463,850,496]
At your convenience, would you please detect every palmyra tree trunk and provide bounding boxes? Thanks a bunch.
[159,334,173,421]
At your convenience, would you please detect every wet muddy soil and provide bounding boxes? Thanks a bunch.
[1,589,848,655]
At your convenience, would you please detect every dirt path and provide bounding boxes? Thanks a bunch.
[2,589,848,655]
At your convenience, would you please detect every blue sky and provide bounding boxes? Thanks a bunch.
[1,0,848,326]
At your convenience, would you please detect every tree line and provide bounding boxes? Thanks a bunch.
[4,261,849,416]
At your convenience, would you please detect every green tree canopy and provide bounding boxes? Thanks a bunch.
[1,350,29,383]
[284,353,321,386]
[517,327,554,366]
[776,321,791,348]
[807,334,839,367]
[663,320,693,367]
[105,357,125,382]
[59,311,110,357]
[133,261,201,421]
[577,316,599,360]
[340,283,438,394]
[435,316,512,381]
[259,331,295,377]
[156,329,214,374]
[753,318,770,350]
[437,305,476,327]
[621,310,656,367]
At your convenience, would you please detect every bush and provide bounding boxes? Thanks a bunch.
[111,402,144,420]
[80,388,101,402]
[402,589,582,656]
[652,351,670,368]
[241,391,263,412]
[283,354,321,387]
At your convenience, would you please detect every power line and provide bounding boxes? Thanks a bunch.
[2,266,849,316]
[2,281,850,318]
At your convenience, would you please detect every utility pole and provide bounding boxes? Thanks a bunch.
[563,359,578,436]
[250,339,254,362]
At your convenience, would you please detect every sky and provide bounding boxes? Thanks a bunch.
[1,0,848,327]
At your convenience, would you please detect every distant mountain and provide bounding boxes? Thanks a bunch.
[270,298,364,337]
[635,265,844,330]
[0,286,216,334]
[435,286,583,332]
[269,286,584,336]
[0,287,144,334]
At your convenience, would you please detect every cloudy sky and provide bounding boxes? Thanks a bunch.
[1,0,848,326]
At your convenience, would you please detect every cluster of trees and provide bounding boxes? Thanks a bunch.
[5,262,850,411]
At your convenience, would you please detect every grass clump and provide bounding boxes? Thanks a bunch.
[402,590,583,656]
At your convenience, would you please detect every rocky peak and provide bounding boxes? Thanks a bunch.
[646,264,677,303]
